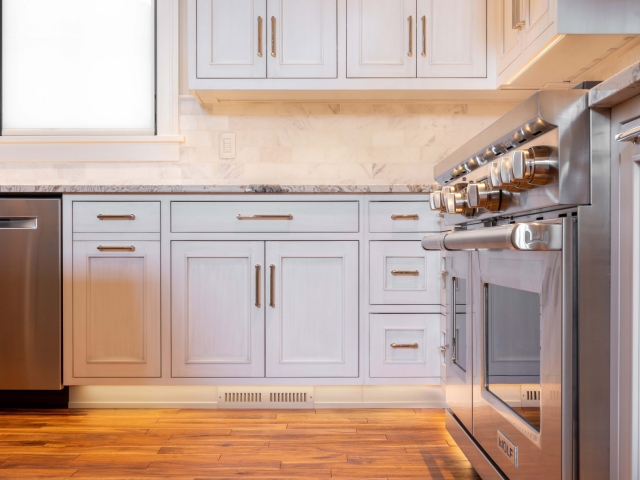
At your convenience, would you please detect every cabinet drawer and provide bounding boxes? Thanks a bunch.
[370,314,440,378]
[370,241,440,305]
[368,201,439,233]
[171,201,359,233]
[73,202,160,233]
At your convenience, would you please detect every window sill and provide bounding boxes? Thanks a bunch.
[0,135,184,162]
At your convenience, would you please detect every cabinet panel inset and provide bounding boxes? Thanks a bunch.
[266,241,359,377]
[172,241,265,378]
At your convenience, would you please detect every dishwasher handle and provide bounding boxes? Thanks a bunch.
[0,217,38,230]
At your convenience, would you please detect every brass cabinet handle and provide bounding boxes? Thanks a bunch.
[269,264,276,308]
[421,15,426,57]
[255,264,262,308]
[512,0,525,29]
[257,16,263,57]
[407,16,413,57]
[271,16,276,57]
[439,344,450,353]
[237,214,293,221]
[391,343,419,349]
[391,214,419,220]
[97,245,135,252]
[391,270,420,276]
[97,214,136,220]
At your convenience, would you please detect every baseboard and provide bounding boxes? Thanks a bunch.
[68,385,446,409]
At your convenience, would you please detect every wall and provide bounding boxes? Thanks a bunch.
[0,99,514,186]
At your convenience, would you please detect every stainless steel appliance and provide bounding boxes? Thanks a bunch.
[423,91,610,479]
[0,198,62,390]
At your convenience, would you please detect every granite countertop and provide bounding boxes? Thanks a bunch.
[0,184,434,194]
[589,61,640,108]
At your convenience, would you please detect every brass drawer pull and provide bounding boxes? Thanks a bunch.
[391,214,419,220]
[269,264,276,308]
[391,270,420,276]
[255,264,262,308]
[257,16,263,57]
[391,343,419,349]
[421,15,427,57]
[271,16,276,57]
[237,214,293,221]
[97,214,136,220]
[407,16,413,57]
[97,245,135,252]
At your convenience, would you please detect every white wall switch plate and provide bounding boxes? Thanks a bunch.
[219,132,236,159]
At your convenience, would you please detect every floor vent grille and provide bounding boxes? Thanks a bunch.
[218,387,313,409]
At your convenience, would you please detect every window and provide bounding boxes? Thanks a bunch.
[2,0,156,135]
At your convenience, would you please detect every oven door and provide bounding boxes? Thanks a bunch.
[473,235,570,479]
[445,251,473,433]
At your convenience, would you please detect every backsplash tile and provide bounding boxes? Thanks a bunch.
[0,96,515,185]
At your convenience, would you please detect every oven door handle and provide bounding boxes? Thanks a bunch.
[421,222,562,251]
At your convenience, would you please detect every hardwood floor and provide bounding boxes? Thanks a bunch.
[0,408,479,479]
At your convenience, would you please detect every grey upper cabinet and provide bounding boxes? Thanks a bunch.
[196,0,267,79]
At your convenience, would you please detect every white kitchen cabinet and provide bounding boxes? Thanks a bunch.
[521,0,554,50]
[196,0,267,79]
[417,0,486,78]
[72,241,161,378]
[498,0,522,73]
[266,0,337,78]
[171,242,265,378]
[347,0,417,78]
[265,241,359,377]
[369,314,440,378]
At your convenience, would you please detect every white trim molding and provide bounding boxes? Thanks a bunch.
[0,0,181,163]
[68,385,446,409]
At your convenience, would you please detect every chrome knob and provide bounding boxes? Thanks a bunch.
[490,161,503,189]
[445,192,467,215]
[467,181,501,212]
[430,191,445,212]
[510,146,553,186]
[500,156,514,185]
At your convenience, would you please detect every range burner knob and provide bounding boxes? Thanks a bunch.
[500,155,534,190]
[511,146,553,186]
[467,181,501,212]
[429,191,445,212]
[445,191,468,215]
[489,161,503,189]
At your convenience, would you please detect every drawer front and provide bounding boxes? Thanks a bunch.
[171,201,359,233]
[73,202,160,233]
[369,201,439,233]
[370,241,440,305]
[370,314,440,378]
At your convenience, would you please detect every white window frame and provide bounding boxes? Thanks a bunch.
[0,0,182,162]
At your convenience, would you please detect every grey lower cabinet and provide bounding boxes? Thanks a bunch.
[72,240,161,378]
[171,240,359,378]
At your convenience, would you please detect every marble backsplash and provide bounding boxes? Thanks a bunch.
[0,96,515,185]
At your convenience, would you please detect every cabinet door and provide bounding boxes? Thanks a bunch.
[196,0,267,79]
[522,0,554,50]
[498,0,522,74]
[417,0,486,78]
[266,0,337,78]
[266,241,359,377]
[347,0,417,78]
[72,241,160,377]
[172,242,265,378]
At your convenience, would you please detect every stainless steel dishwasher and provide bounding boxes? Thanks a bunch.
[0,198,62,390]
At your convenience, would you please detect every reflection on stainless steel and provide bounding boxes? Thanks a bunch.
[422,222,562,251]
[427,90,611,479]
[0,199,61,390]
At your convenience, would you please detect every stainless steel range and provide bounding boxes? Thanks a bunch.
[422,91,610,479]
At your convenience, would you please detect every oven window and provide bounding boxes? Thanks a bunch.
[452,277,467,372]
[485,284,541,431]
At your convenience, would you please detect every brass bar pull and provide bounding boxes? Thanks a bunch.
[257,16,263,57]
[512,0,525,29]
[421,16,426,57]
[407,16,413,57]
[269,264,276,308]
[271,16,276,57]
[391,270,420,276]
[255,264,262,308]
[237,214,293,221]
[391,343,419,349]
[97,214,136,220]
[97,245,135,252]
[391,214,419,220]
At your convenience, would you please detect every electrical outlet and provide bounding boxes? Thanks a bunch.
[219,132,236,159]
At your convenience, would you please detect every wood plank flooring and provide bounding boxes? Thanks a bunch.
[0,408,479,479]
